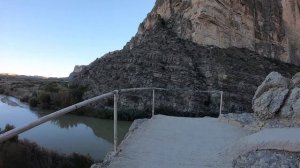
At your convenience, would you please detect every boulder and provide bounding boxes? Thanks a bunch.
[280,87,300,118]
[253,72,290,101]
[292,99,300,119]
[233,150,300,168]
[252,72,290,120]
[253,88,289,120]
[291,72,300,87]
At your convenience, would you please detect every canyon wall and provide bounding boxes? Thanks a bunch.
[70,0,300,117]
[131,0,300,65]
[70,21,300,116]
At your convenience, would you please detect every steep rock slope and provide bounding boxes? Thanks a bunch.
[70,19,300,116]
[130,0,300,65]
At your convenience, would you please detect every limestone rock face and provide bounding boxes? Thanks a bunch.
[131,0,300,65]
[69,0,300,117]
[70,22,300,117]
[69,65,86,80]
[73,65,86,73]
[69,0,300,118]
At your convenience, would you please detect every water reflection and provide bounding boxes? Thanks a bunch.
[50,114,131,143]
[0,95,132,160]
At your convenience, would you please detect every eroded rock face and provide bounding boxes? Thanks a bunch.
[132,0,300,65]
[69,65,86,80]
[68,0,300,118]
[70,21,300,117]
[73,65,86,73]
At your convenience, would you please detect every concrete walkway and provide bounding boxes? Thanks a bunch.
[106,115,251,168]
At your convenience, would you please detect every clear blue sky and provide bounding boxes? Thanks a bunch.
[0,0,156,77]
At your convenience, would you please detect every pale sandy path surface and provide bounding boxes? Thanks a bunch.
[106,115,252,168]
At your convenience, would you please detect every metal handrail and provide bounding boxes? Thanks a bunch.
[0,87,223,153]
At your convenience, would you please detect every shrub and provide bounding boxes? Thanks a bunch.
[0,87,4,94]
[0,139,93,168]
[44,83,59,93]
[29,98,38,107]
[2,124,18,142]
[38,92,51,108]
[118,108,150,121]
[104,98,114,106]
[20,96,29,103]
[32,91,37,97]
[69,85,86,102]
[38,92,51,104]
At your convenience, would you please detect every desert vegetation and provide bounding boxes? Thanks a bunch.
[28,84,86,110]
[0,74,86,110]
[0,75,218,121]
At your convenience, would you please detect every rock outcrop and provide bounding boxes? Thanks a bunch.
[131,0,300,65]
[69,0,300,117]
[252,72,290,120]
[221,72,300,167]
[253,71,300,121]
[70,19,300,117]
[69,65,86,80]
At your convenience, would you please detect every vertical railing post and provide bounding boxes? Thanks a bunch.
[152,89,155,116]
[219,91,223,116]
[113,90,118,153]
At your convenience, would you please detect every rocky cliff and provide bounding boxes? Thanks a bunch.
[70,0,300,117]
[70,18,300,116]
[69,65,86,79]
[130,0,300,65]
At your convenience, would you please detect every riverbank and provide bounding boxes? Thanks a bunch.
[0,74,68,101]
[0,139,93,168]
[0,74,150,121]
[0,95,132,160]
[0,75,220,122]
[0,124,93,168]
[1,96,22,107]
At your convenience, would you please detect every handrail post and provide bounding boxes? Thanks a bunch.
[152,89,155,116]
[219,91,223,116]
[113,90,119,153]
